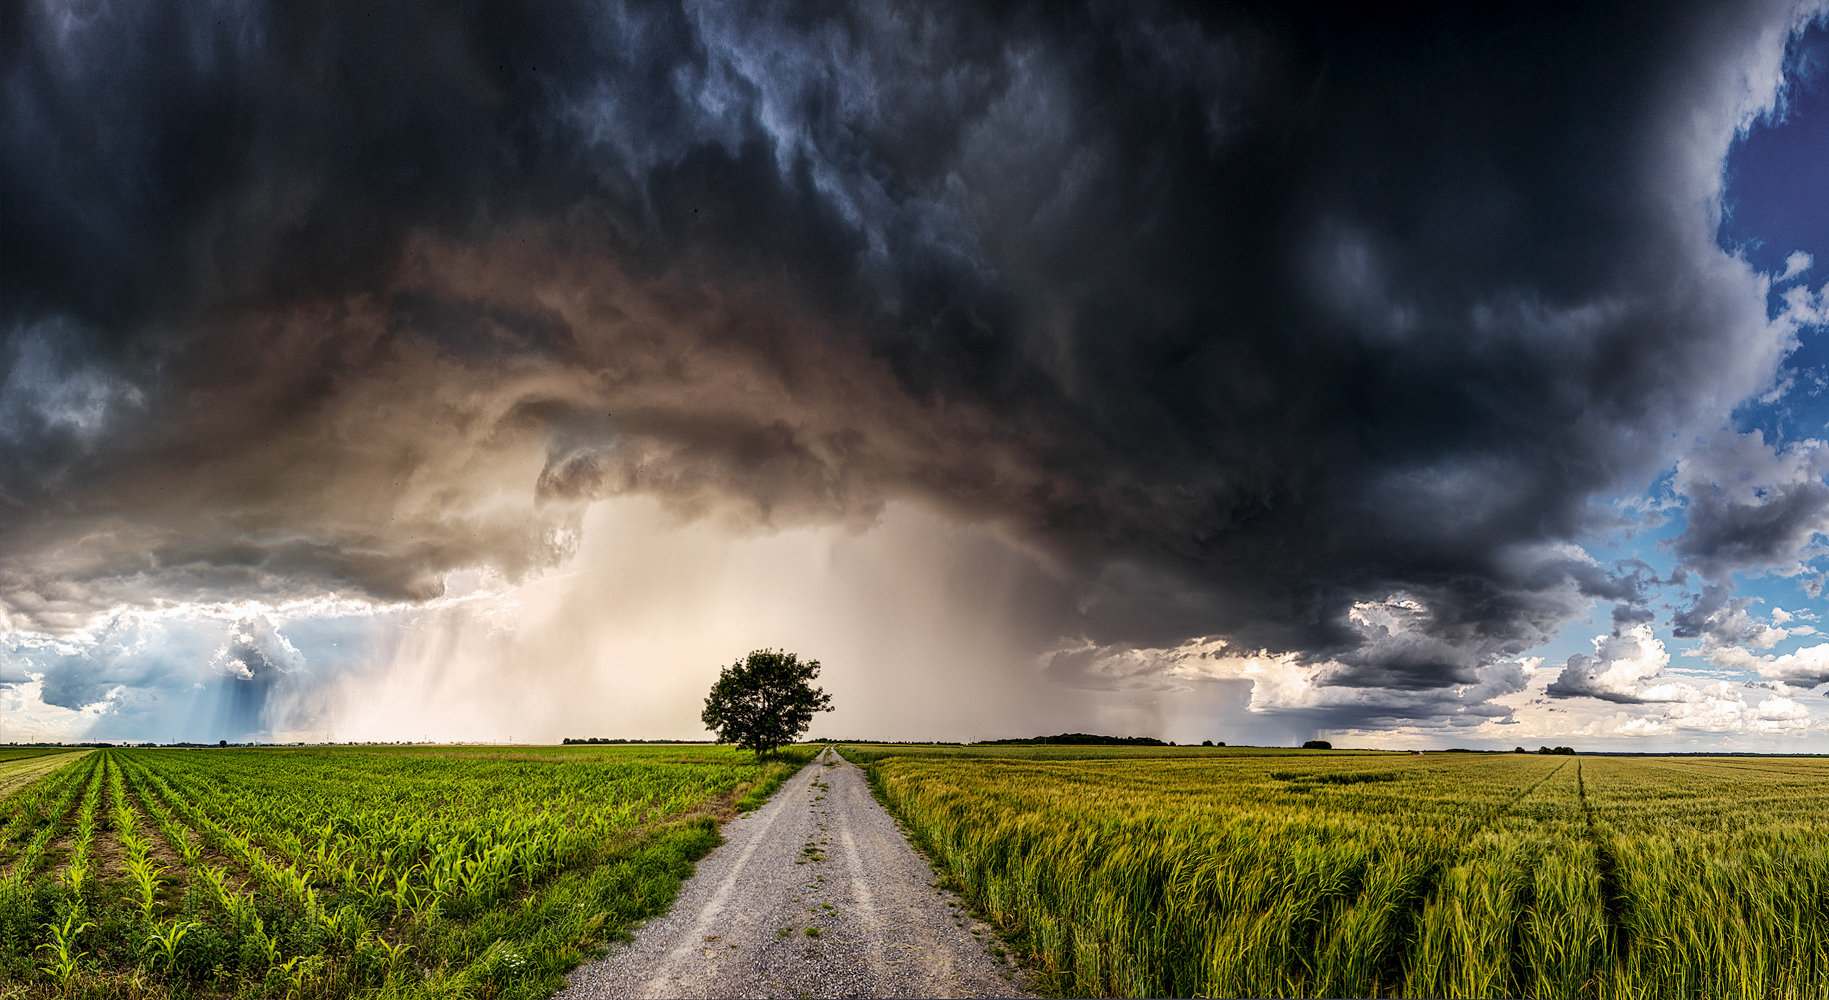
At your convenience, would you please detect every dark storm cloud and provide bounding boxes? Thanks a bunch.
[1613,603,1659,627]
[1671,476,1829,578]
[1671,583,1764,642]
[1663,430,1829,586]
[0,1,1816,723]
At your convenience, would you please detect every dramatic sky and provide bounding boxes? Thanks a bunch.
[4,1,1829,749]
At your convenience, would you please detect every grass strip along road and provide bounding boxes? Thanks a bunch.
[843,745,1829,999]
[0,744,812,1000]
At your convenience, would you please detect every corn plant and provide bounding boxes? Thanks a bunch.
[124,852,169,920]
[142,918,198,973]
[56,756,107,906]
[36,913,96,984]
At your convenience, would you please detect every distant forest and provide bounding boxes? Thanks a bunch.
[561,737,715,744]
[975,733,1175,747]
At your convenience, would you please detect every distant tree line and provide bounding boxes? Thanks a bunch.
[976,733,1173,746]
[1517,745,1577,755]
[807,739,966,746]
[561,738,715,745]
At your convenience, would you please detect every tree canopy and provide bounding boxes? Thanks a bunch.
[701,649,833,758]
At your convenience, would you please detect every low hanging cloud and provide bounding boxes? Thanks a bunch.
[1707,640,1829,686]
[1549,625,1677,704]
[3,1,1827,736]
[1042,595,1534,731]
[1545,624,1817,736]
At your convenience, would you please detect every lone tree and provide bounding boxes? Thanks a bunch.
[702,649,833,758]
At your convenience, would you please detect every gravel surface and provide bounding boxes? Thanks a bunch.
[555,747,1033,999]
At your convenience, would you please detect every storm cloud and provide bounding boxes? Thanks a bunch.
[3,0,1826,735]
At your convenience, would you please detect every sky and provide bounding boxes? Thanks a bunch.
[3,1,1829,750]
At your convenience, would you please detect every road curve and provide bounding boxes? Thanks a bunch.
[555,747,1031,999]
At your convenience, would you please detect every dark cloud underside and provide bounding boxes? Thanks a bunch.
[0,1,1809,715]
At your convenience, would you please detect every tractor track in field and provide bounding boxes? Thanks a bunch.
[1479,758,1570,827]
[555,747,1032,1000]
[1576,761,1632,954]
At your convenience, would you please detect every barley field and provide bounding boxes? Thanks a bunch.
[845,745,1829,999]
[0,745,811,1000]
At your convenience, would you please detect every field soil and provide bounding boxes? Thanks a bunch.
[555,746,1030,999]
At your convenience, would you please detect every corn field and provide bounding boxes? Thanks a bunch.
[849,746,1829,999]
[0,745,810,1000]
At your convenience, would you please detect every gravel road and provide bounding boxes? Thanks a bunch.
[555,747,1032,999]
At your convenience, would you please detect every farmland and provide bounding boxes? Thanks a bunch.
[0,752,88,800]
[0,745,812,1000]
[845,745,1829,999]
[0,750,87,763]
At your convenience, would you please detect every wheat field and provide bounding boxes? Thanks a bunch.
[844,746,1829,999]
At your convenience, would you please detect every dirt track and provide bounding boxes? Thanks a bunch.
[555,747,1031,999]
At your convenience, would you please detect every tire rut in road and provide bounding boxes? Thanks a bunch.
[555,747,1031,999]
